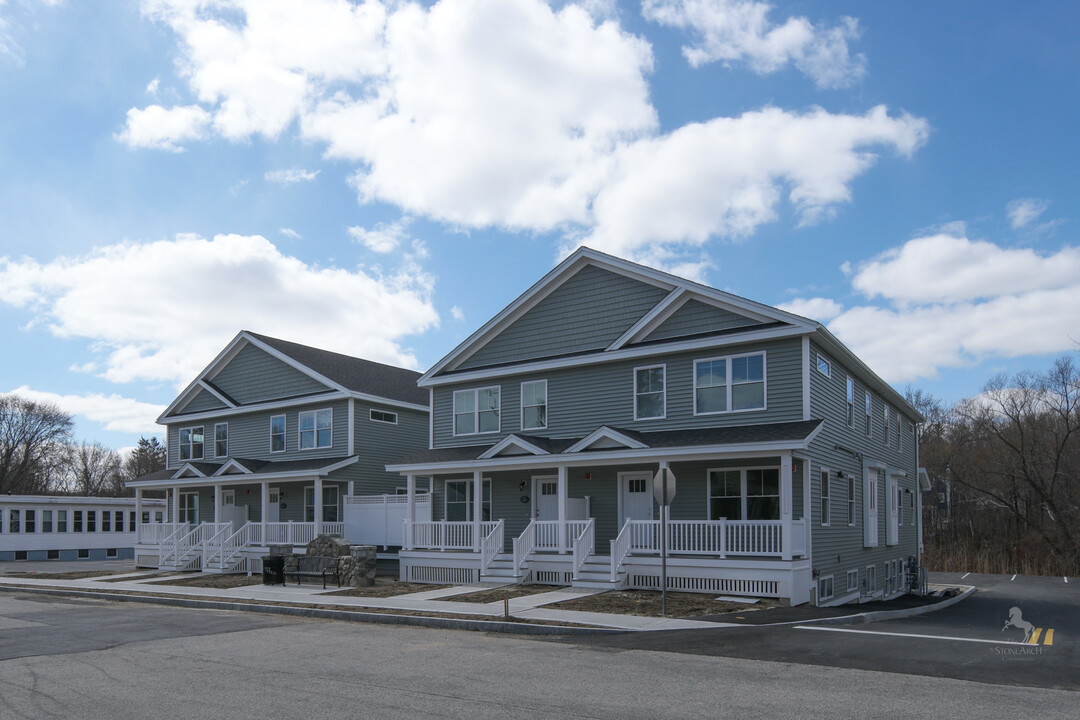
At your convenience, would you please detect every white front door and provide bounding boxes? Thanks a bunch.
[534,476,557,520]
[619,471,653,525]
[266,488,280,523]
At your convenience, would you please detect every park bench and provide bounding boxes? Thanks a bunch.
[282,555,342,589]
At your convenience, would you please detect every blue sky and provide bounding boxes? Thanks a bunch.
[1,0,1077,453]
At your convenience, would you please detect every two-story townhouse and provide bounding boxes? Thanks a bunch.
[388,248,924,606]
[127,331,429,573]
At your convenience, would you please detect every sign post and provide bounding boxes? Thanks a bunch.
[652,464,676,616]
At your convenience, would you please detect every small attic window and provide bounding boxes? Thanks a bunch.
[370,409,398,424]
[816,353,831,377]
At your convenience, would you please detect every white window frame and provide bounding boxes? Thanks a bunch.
[847,569,859,592]
[847,475,857,526]
[520,379,548,431]
[214,422,228,458]
[816,352,831,377]
[634,364,666,420]
[453,387,502,436]
[846,377,855,427]
[370,409,398,425]
[179,492,199,525]
[883,405,891,447]
[443,478,492,522]
[299,408,333,450]
[819,468,830,526]
[866,564,877,596]
[304,484,341,522]
[896,414,903,452]
[693,352,767,416]
[106,548,118,559]
[178,426,204,461]
[270,414,286,453]
[865,392,873,438]
[909,490,916,526]
[707,466,782,521]
[818,575,834,602]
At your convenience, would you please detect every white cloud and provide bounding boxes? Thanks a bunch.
[0,233,439,385]
[115,104,210,151]
[146,77,160,96]
[348,219,412,253]
[265,167,320,185]
[1006,197,1049,229]
[8,385,166,434]
[784,232,1080,383]
[279,227,301,240]
[450,305,464,321]
[642,0,866,88]
[776,297,842,321]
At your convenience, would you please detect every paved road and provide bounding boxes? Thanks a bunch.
[0,588,1075,719]
[564,573,1078,690]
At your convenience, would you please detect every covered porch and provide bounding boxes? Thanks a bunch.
[387,421,820,604]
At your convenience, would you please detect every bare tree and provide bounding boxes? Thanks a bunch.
[0,394,74,494]
[66,441,122,497]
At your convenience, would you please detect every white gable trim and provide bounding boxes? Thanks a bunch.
[565,426,649,453]
[213,459,254,476]
[607,288,688,351]
[171,463,208,479]
[477,435,550,459]
[239,333,347,393]
[159,332,249,421]
[197,380,236,408]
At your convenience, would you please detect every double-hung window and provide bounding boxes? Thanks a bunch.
[865,392,873,437]
[58,510,68,532]
[444,479,491,522]
[42,510,53,533]
[304,485,340,522]
[102,511,111,532]
[694,353,765,414]
[708,467,781,521]
[520,380,547,430]
[299,409,333,449]
[178,426,204,461]
[847,475,857,526]
[214,422,228,458]
[708,470,742,520]
[883,405,892,447]
[816,353,831,377]
[634,365,666,419]
[820,470,830,526]
[846,377,855,427]
[453,387,501,435]
[270,415,286,453]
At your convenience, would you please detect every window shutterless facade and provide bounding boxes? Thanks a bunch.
[819,575,834,601]
[43,510,53,533]
[370,409,398,424]
[299,408,333,449]
[883,405,891,447]
[453,387,501,435]
[520,380,547,430]
[58,510,67,532]
[847,569,859,592]
[86,510,95,532]
[25,510,35,533]
[73,510,82,532]
[304,485,340,522]
[820,469,830,526]
[102,511,111,532]
[865,392,872,437]
[178,426,204,461]
[634,365,666,420]
[270,414,286,453]
[708,467,781,521]
[214,422,228,458]
[444,479,492,522]
[846,377,855,427]
[847,475,856,526]
[694,352,766,415]
[816,353,831,377]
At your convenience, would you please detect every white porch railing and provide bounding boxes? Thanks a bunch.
[202,523,233,567]
[513,520,536,577]
[610,517,632,582]
[164,523,228,570]
[406,520,501,551]
[531,520,591,551]
[137,522,181,545]
[624,519,802,558]
[480,519,504,572]
[571,518,595,579]
[157,523,188,567]
[262,522,327,546]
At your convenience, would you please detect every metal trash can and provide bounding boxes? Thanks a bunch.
[262,555,285,585]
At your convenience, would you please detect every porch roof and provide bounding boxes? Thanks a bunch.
[126,455,358,488]
[388,419,823,473]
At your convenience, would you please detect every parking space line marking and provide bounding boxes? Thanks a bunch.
[1044,629,1054,645]
[1011,574,1017,581]
[1065,577,1069,583]
[795,626,1031,646]
[961,573,970,579]
[1028,628,1043,644]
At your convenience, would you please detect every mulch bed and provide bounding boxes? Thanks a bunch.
[452,584,562,604]
[143,572,264,589]
[324,577,450,598]
[0,570,132,580]
[551,589,775,618]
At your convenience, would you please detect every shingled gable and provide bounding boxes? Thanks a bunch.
[419,246,813,383]
[160,331,427,421]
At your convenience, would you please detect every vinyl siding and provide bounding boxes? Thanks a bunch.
[210,343,332,405]
[457,264,669,370]
[180,388,227,413]
[805,340,919,599]
[642,299,762,343]
[352,402,430,495]
[434,337,804,448]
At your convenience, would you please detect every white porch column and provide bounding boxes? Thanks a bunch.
[213,484,222,524]
[557,465,568,554]
[348,481,355,496]
[314,477,323,534]
[781,452,793,560]
[135,488,143,526]
[405,474,416,551]
[172,486,180,525]
[802,458,812,560]
[260,481,269,529]
[472,470,482,553]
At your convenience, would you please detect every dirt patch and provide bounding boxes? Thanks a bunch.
[453,584,562,604]
[144,573,264,589]
[324,577,449,598]
[0,570,132,580]
[551,589,776,618]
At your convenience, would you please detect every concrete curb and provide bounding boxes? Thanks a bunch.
[792,586,977,626]
[0,584,624,636]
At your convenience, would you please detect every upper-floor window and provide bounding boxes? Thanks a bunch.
[896,415,903,452]
[370,409,398,424]
[299,409,333,449]
[816,353,831,377]
[847,475,857,526]
[520,380,547,431]
[846,377,855,427]
[883,405,892,447]
[454,387,501,435]
[694,353,765,415]
[820,469,830,526]
[270,415,286,453]
[214,422,228,458]
[634,365,666,420]
[179,426,204,461]
[865,392,872,437]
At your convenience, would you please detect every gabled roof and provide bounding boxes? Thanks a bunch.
[160,331,427,421]
[127,455,359,487]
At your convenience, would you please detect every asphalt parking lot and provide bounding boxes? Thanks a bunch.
[562,572,1078,690]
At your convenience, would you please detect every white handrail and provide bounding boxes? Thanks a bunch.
[202,524,232,567]
[513,520,536,576]
[571,518,595,579]
[408,521,475,550]
[623,519,786,557]
[481,519,504,571]
[610,517,632,582]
